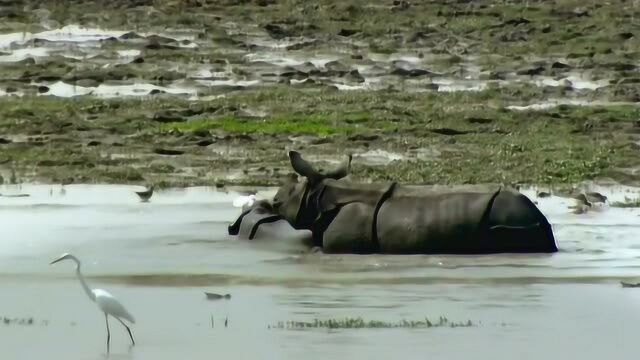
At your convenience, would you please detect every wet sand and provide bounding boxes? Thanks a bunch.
[0,184,640,358]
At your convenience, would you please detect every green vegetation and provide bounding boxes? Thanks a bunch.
[0,87,639,186]
[611,198,640,208]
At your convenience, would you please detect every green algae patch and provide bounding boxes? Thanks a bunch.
[159,113,371,136]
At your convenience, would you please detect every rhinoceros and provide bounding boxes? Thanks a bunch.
[228,198,313,251]
[229,151,558,255]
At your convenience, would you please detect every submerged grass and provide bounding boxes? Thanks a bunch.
[269,316,475,330]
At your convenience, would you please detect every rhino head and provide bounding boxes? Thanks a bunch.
[272,151,352,231]
[227,199,283,239]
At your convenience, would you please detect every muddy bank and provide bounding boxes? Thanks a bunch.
[0,90,639,187]
[1,1,640,101]
[1,1,640,187]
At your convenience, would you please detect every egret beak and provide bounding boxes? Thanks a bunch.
[50,255,67,265]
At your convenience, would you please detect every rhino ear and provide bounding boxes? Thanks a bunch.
[324,154,352,180]
[289,151,321,181]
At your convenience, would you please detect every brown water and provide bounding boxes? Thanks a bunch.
[1,184,640,359]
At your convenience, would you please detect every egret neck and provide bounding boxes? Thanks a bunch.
[73,259,96,302]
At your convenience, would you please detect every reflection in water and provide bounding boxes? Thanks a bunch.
[0,184,640,359]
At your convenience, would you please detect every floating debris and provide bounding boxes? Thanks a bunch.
[205,292,231,300]
[621,281,640,288]
[0,316,44,326]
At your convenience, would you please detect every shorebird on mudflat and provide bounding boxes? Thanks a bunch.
[584,191,608,205]
[135,185,154,202]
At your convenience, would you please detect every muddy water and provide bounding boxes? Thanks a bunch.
[0,24,618,101]
[1,184,640,359]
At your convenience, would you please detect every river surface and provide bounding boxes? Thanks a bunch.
[1,184,640,360]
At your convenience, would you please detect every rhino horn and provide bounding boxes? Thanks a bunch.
[289,151,321,181]
[324,154,352,180]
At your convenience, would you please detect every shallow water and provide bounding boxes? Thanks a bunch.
[1,184,640,359]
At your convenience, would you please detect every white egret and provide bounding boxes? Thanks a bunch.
[233,194,256,208]
[50,253,136,347]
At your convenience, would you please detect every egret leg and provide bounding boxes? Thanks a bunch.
[115,317,135,346]
[104,313,111,350]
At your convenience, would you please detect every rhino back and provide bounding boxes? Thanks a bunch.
[322,202,378,254]
[376,191,498,253]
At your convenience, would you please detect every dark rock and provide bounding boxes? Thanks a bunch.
[351,54,363,60]
[537,191,551,198]
[390,68,431,77]
[338,29,359,37]
[346,69,365,83]
[150,70,184,82]
[75,79,100,88]
[99,36,119,44]
[619,32,634,40]
[264,24,290,39]
[348,134,379,141]
[153,112,187,123]
[34,75,62,82]
[279,68,308,80]
[504,17,530,26]
[541,24,552,33]
[15,57,36,66]
[37,86,49,94]
[606,63,637,71]
[551,61,571,69]
[311,137,333,145]
[494,17,530,28]
[37,160,59,166]
[192,129,211,137]
[231,134,254,141]
[466,117,493,124]
[87,140,101,146]
[4,86,17,93]
[429,128,473,136]
[391,0,410,10]
[196,139,215,146]
[0,138,11,144]
[500,30,528,42]
[516,66,545,76]
[146,34,176,44]
[132,57,145,64]
[256,0,276,6]
[119,31,143,40]
[154,148,185,155]
[325,60,350,74]
[112,142,124,147]
[149,89,165,95]
[390,60,434,77]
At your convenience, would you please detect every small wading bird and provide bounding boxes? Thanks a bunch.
[569,192,609,214]
[233,193,256,208]
[135,185,154,202]
[50,253,136,348]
